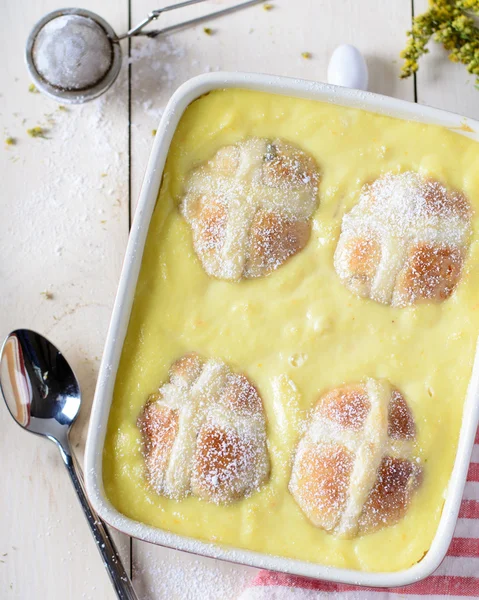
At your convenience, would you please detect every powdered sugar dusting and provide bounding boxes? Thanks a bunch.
[130,37,187,122]
[334,171,472,307]
[181,137,320,280]
[33,15,113,91]
[289,378,422,538]
[318,384,370,432]
[133,546,255,600]
[138,353,270,505]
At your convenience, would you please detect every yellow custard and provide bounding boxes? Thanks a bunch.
[103,89,479,572]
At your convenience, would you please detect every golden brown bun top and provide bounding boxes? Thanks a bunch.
[289,379,422,538]
[334,171,472,307]
[137,353,270,505]
[181,138,320,281]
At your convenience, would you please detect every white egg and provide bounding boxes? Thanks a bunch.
[327,44,369,91]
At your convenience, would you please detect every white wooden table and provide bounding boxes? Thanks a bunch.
[1,1,479,598]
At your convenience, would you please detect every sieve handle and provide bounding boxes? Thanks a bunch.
[115,0,264,40]
[116,0,212,40]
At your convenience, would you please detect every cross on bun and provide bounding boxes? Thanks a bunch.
[334,171,472,307]
[289,378,422,538]
[137,353,270,505]
[181,138,320,281]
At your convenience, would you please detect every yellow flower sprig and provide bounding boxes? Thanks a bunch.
[400,0,479,88]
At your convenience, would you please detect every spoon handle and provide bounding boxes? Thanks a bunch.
[64,452,138,600]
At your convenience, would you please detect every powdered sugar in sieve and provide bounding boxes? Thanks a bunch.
[32,15,113,91]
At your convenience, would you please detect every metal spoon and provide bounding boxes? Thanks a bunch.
[0,329,138,600]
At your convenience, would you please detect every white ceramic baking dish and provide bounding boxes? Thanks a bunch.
[85,72,479,587]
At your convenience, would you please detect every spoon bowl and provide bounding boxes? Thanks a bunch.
[0,329,80,456]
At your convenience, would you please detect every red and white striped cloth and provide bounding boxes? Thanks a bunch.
[240,428,479,600]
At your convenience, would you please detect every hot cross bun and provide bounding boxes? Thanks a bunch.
[181,138,320,280]
[137,353,270,505]
[334,172,471,307]
[289,378,422,537]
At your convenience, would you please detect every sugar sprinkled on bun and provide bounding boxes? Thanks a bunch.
[138,353,270,505]
[334,171,471,307]
[289,378,422,538]
[181,138,320,281]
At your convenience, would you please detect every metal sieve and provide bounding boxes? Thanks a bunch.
[25,0,263,104]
